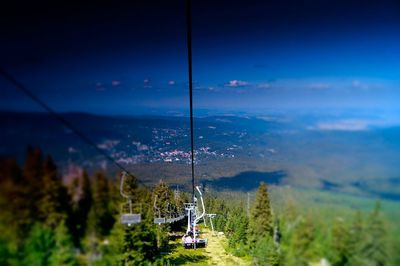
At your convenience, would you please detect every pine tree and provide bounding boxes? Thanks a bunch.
[0,158,22,183]
[121,218,158,265]
[172,187,188,215]
[248,182,273,247]
[103,213,158,266]
[252,236,280,266]
[390,239,400,266]
[360,202,387,266]
[84,172,115,261]
[153,180,174,217]
[284,197,299,234]
[153,180,173,249]
[347,211,365,265]
[23,147,44,219]
[121,172,138,201]
[69,170,92,246]
[104,175,158,265]
[4,148,46,243]
[290,216,316,265]
[0,238,12,266]
[23,146,44,185]
[206,196,228,232]
[23,224,55,266]
[0,158,29,244]
[87,172,115,238]
[49,220,78,266]
[225,204,249,256]
[276,196,298,265]
[39,156,70,228]
[330,217,351,265]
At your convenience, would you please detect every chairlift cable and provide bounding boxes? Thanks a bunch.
[0,67,147,188]
[2,0,199,225]
[186,0,195,203]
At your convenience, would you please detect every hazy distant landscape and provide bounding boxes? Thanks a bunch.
[2,109,399,201]
[2,0,400,264]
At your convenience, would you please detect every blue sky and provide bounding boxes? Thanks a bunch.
[1,0,399,115]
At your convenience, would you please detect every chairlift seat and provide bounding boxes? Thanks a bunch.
[195,238,207,248]
[182,238,207,249]
[154,217,166,224]
[121,213,141,225]
[184,243,193,249]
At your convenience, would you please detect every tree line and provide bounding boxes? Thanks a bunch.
[206,183,400,265]
[0,147,187,265]
[0,147,399,265]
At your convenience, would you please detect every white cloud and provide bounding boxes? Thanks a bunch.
[224,80,250,87]
[312,120,369,131]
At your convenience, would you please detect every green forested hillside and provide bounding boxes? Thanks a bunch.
[0,148,399,265]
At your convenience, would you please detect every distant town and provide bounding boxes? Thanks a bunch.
[94,126,242,165]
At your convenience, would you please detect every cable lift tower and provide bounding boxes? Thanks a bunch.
[180,0,210,249]
[183,186,208,248]
[206,213,217,235]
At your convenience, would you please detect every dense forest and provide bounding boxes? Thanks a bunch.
[0,147,399,265]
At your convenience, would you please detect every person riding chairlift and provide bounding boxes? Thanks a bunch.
[182,232,194,248]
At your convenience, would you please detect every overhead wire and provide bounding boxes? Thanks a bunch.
[185,0,196,203]
[1,0,197,193]
[0,67,147,188]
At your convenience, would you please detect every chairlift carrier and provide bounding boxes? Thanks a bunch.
[120,171,141,225]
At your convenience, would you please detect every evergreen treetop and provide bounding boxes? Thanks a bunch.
[248,182,273,246]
